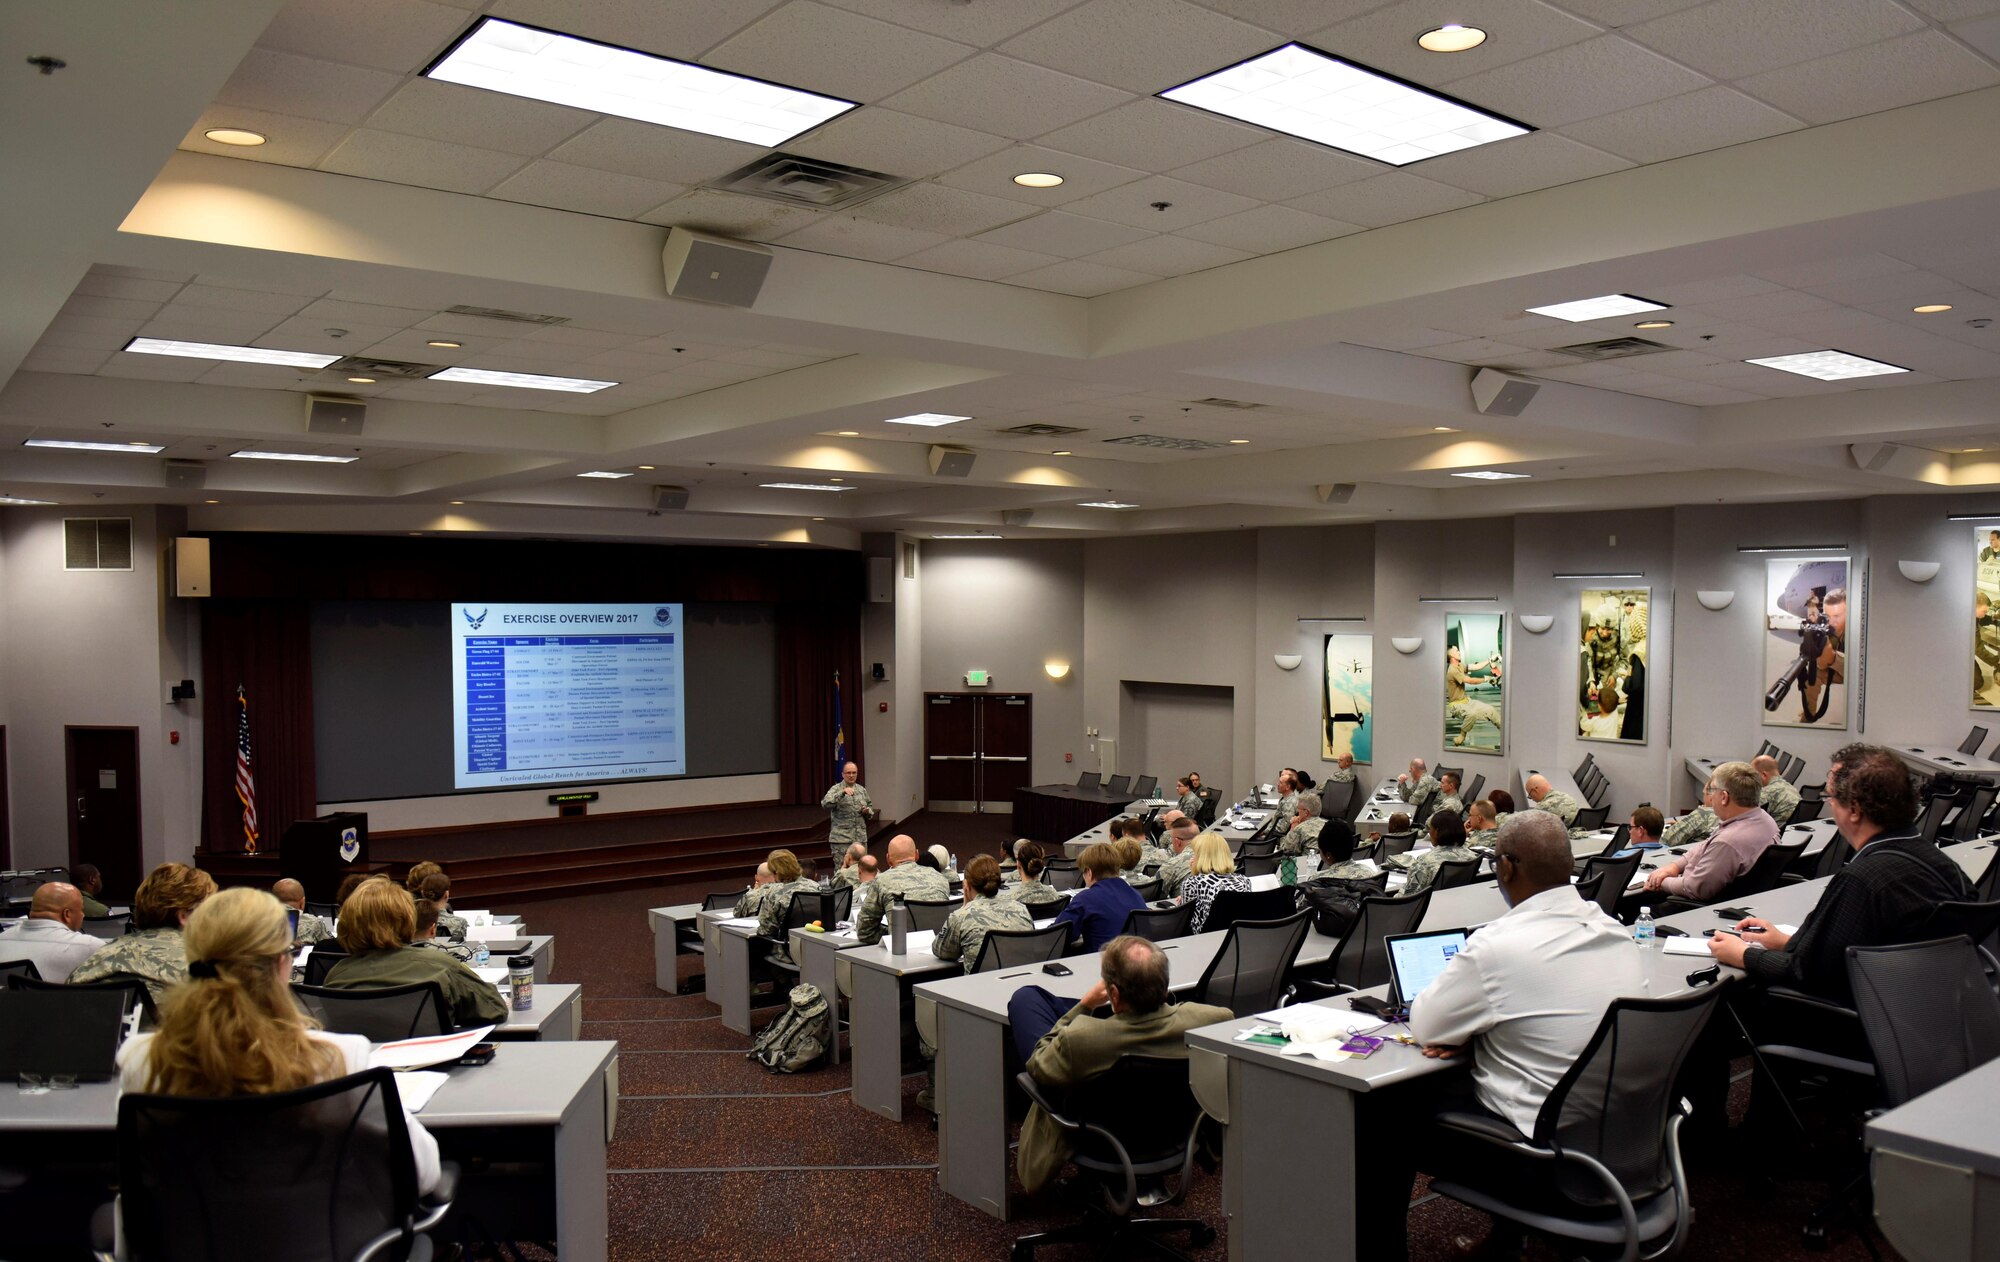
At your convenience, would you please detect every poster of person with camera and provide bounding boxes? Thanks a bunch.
[1762,557,1854,729]
[1975,528,2000,708]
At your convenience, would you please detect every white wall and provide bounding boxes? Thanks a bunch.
[1118,681,1236,793]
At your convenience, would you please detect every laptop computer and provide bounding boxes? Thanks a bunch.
[1385,927,1471,1009]
[0,989,126,1081]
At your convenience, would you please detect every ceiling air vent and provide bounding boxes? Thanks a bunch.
[1554,337,1673,362]
[1103,434,1226,452]
[320,356,439,380]
[1190,397,1266,409]
[65,518,133,571]
[442,304,570,326]
[712,153,904,210]
[996,423,1086,437]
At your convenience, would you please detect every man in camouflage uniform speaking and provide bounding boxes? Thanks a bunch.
[821,761,878,865]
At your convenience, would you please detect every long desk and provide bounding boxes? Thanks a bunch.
[790,924,868,1065]
[1061,808,1262,859]
[846,938,962,1120]
[1012,783,1133,844]
[647,902,703,993]
[1866,1057,2000,1262]
[0,1039,619,1262]
[1890,744,2000,783]
[493,982,582,1041]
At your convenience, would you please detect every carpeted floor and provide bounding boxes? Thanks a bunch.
[504,811,1903,1262]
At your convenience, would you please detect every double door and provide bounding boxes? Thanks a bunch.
[924,692,1031,813]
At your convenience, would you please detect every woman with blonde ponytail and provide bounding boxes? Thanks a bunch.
[116,886,440,1192]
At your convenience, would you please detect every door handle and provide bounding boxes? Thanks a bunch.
[76,796,86,819]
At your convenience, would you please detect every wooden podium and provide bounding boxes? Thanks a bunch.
[280,811,369,905]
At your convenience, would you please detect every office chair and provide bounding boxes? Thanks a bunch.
[1410,793,1440,830]
[759,890,849,983]
[293,982,454,1043]
[1431,857,1485,891]
[1788,797,1824,824]
[1961,725,1990,756]
[0,959,40,984]
[1121,901,1196,943]
[1192,909,1311,1018]
[1465,773,1487,803]
[1076,771,1101,792]
[1045,863,1084,892]
[1236,837,1279,861]
[1720,837,1810,900]
[79,914,130,939]
[903,898,957,932]
[1196,789,1220,828]
[1239,853,1281,879]
[1784,832,1856,886]
[1201,887,1297,935]
[9,972,156,1028]
[1010,1056,1215,1260]
[1951,784,2000,842]
[1758,740,1779,759]
[1106,774,1132,797]
[1582,852,1642,917]
[108,1067,459,1262]
[1433,765,1465,791]
[1573,751,1597,782]
[1917,789,1964,845]
[971,921,1071,973]
[1132,775,1158,799]
[1979,848,2000,903]
[1300,888,1434,997]
[1426,987,1722,1262]
[1573,872,1605,907]
[1573,804,1611,833]
[305,900,340,921]
[304,948,351,987]
[1127,876,1161,900]
[1318,781,1355,821]
[1378,829,1421,859]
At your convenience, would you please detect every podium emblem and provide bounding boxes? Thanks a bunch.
[339,826,359,863]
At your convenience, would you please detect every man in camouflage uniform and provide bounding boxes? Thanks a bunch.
[70,861,215,1010]
[273,878,335,946]
[1432,772,1466,821]
[1271,769,1302,837]
[1397,758,1439,814]
[733,862,776,918]
[1752,754,1801,826]
[1153,821,1199,897]
[1662,804,1720,849]
[1391,833,1480,897]
[412,898,476,963]
[822,761,877,865]
[753,850,820,964]
[933,856,1033,974]
[854,835,950,945]
[831,842,868,889]
[1279,793,1326,856]
[1326,753,1357,785]
[1525,774,1580,829]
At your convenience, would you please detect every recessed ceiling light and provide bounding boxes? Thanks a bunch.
[835,430,860,437]
[425,17,857,148]
[637,465,656,470]
[24,438,166,454]
[0,496,56,505]
[883,413,971,427]
[347,377,377,384]
[1433,426,1457,433]
[449,500,465,505]
[1527,294,1667,322]
[230,450,358,463]
[1745,350,1909,381]
[811,516,825,521]
[1634,319,1675,329]
[1416,24,1487,53]
[428,366,617,393]
[1913,304,1954,314]
[1079,500,1139,509]
[203,499,220,505]
[1160,43,1528,166]
[203,128,267,146]
[762,482,856,492]
[426,340,462,348]
[1228,438,1251,444]
[1051,450,1073,457]
[576,470,632,479]
[1451,470,1530,480]
[1013,172,1064,188]
[123,337,339,369]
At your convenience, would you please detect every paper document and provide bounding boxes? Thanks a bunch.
[466,923,526,941]
[392,1070,450,1112]
[717,916,760,928]
[890,929,937,957]
[1661,938,1713,956]
[472,966,511,987]
[294,945,313,968]
[1246,873,1283,892]
[370,1025,495,1071]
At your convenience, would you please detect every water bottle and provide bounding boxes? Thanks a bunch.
[473,940,490,966]
[508,955,534,1011]
[889,893,910,956]
[1634,907,1655,945]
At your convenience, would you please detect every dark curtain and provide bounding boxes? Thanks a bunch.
[776,602,865,805]
[200,600,317,854]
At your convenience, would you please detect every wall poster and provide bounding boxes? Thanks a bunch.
[1321,633,1373,764]
[1443,612,1505,755]
[1577,588,1649,743]
[1762,557,1856,729]
[1977,528,2000,709]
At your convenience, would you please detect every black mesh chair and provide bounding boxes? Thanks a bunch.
[1799,782,1825,804]
[759,890,844,983]
[1718,837,1809,901]
[904,898,957,932]
[1431,857,1485,890]
[305,900,340,921]
[1426,987,1723,1262]
[1010,1055,1216,1260]
[1239,853,1281,879]
[1197,788,1221,827]
[1237,837,1278,861]
[80,914,130,940]
[1918,790,1961,845]
[1303,889,1433,996]
[1788,797,1824,824]
[1410,793,1440,830]
[1127,877,1161,901]
[1573,872,1605,907]
[1574,804,1611,833]
[1319,781,1355,821]
[1077,771,1101,792]
[1784,833,1855,886]
[1046,863,1084,892]
[1106,774,1132,797]
[1202,887,1296,935]
[971,921,1071,973]
[1980,848,2000,903]
[1962,726,1991,756]
[1465,773,1487,803]
[1582,766,1612,808]
[1133,775,1158,799]
[0,958,40,984]
[9,973,156,1028]
[1573,752,1597,781]
[1121,901,1196,943]
[109,1067,459,1262]
[1582,852,1642,917]
[1951,784,2000,842]
[1851,935,2000,1106]
[1757,740,1779,758]
[1191,909,1312,1018]
[293,981,453,1042]
[304,948,351,987]
[1434,766,1464,790]
[1378,829,1421,859]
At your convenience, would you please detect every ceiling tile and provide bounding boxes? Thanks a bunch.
[776,215,953,261]
[258,318,408,352]
[882,54,1133,138]
[1007,259,1160,295]
[1176,203,1362,252]
[1446,35,1713,129]
[547,119,767,184]
[20,347,112,374]
[97,355,212,383]
[1543,0,1708,26]
[1556,85,1801,164]
[704,2,975,102]
[487,0,789,60]
[816,0,1092,45]
[935,145,1147,205]
[257,0,474,74]
[1283,171,1483,227]
[488,161,688,218]
[1056,175,1260,230]
[213,50,404,125]
[1190,0,1387,36]
[1307,0,1605,87]
[1641,273,1783,306]
[72,274,186,304]
[637,189,825,238]
[1626,0,1922,82]
[1037,97,1264,170]
[172,285,320,315]
[1750,253,1914,290]
[91,265,196,284]
[1952,13,2000,61]
[59,295,163,322]
[1736,30,2000,125]
[319,129,527,194]
[1904,0,2000,16]
[1416,132,1631,198]
[1170,138,1379,202]
[971,210,1154,256]
[362,79,594,156]
[1343,325,1468,351]
[140,312,291,344]
[1078,234,1255,275]
[998,0,1280,94]
[1805,268,1962,310]
[849,182,1038,234]
[1688,289,1839,322]
[897,238,1066,280]
[179,108,352,168]
[789,108,1010,179]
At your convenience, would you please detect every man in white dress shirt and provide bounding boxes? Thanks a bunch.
[0,882,102,982]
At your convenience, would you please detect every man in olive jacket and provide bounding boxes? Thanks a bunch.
[1007,935,1233,1193]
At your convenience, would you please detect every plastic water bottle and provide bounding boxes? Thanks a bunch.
[473,940,490,966]
[1634,907,1655,945]
[889,894,910,956]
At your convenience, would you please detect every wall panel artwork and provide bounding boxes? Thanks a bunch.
[1321,633,1372,764]
[1577,588,1649,743]
[1443,613,1504,755]
[1762,557,1856,729]
[1976,528,2000,709]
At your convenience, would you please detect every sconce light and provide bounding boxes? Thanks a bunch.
[1695,590,1735,611]
[1517,614,1555,634]
[1273,653,1302,671]
[1044,661,1070,680]
[1391,637,1424,655]
[1897,560,1940,583]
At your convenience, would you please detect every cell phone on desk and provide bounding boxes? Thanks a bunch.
[1712,906,1753,920]
[457,1043,497,1067]
[1042,961,1072,976]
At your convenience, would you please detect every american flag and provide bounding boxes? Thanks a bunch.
[832,670,846,774]
[235,684,259,853]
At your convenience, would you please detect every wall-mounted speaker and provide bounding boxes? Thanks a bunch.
[163,460,206,490]
[1315,482,1357,504]
[1001,509,1035,527]
[662,228,773,308]
[929,445,975,478]
[174,536,211,597]
[871,662,888,681]
[867,555,894,604]
[651,484,690,511]
[1470,367,1540,416]
[306,394,366,437]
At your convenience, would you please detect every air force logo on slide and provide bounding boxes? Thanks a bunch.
[463,607,489,631]
[338,826,359,863]
[655,607,673,627]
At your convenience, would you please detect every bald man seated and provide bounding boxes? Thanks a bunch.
[1752,754,1801,826]
[1524,773,1580,829]
[854,834,950,945]
[0,882,101,981]
[272,877,336,945]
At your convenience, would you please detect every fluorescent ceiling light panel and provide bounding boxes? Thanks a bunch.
[1451,470,1529,480]
[1078,500,1139,509]
[1525,294,1667,322]
[24,439,166,454]
[883,413,972,427]
[424,17,857,148]
[230,450,358,464]
[0,496,55,506]
[123,337,339,369]
[576,470,631,479]
[1159,43,1528,167]
[1736,544,1847,553]
[428,366,617,393]
[762,482,855,492]
[1744,350,1908,381]
[932,534,998,539]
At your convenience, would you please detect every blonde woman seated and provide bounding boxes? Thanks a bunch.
[1178,832,1250,933]
[117,886,440,1193]
[325,879,507,1029]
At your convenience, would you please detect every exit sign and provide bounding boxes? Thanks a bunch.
[964,669,990,687]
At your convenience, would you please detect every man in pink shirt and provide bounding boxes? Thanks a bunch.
[1639,760,1778,905]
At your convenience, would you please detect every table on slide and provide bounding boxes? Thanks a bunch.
[0,1040,619,1262]
[1866,1055,2000,1262]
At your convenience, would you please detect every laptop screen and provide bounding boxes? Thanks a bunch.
[1387,929,1469,1006]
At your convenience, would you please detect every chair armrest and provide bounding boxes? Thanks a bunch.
[1014,1070,1083,1133]
[1755,1044,1875,1079]
[421,1160,461,1212]
[1431,1109,1533,1149]
[90,1200,116,1259]
[1293,978,1353,1001]
[1761,987,1860,1022]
